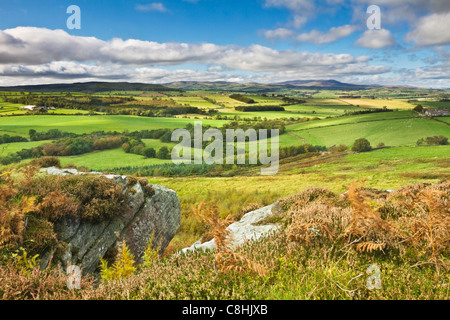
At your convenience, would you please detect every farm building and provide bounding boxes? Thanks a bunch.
[20,105,55,111]
[423,108,450,117]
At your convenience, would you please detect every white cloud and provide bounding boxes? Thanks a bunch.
[406,12,450,46]
[0,27,391,84]
[355,29,395,49]
[264,25,358,44]
[264,0,314,29]
[135,2,168,13]
[295,25,358,44]
[263,28,294,40]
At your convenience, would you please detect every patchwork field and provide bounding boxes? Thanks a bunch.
[338,98,416,109]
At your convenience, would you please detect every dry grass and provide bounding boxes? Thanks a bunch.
[0,172,36,250]
[193,202,268,277]
[280,181,449,271]
[0,173,448,300]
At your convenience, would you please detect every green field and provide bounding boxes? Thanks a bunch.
[0,115,227,136]
[0,140,49,156]
[171,96,217,108]
[288,117,449,147]
[303,98,351,106]
[59,148,173,170]
[412,100,450,109]
[284,104,366,116]
[338,98,415,109]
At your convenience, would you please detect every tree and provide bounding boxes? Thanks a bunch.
[29,129,37,139]
[122,143,131,153]
[143,147,156,159]
[352,138,372,152]
[413,105,424,113]
[156,146,170,159]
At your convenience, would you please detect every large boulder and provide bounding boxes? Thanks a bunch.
[181,203,281,254]
[38,167,181,274]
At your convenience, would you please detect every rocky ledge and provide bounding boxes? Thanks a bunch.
[39,167,181,274]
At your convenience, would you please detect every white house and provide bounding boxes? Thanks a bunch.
[20,105,54,111]
[20,105,43,111]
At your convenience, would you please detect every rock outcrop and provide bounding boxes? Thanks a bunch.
[182,203,281,254]
[39,167,181,274]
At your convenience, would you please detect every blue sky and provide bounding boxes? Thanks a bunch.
[0,0,449,87]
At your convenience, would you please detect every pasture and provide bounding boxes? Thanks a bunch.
[0,115,227,136]
[338,98,415,110]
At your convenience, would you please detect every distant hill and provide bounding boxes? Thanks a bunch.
[273,80,377,89]
[0,82,179,93]
[0,80,427,94]
[165,79,381,92]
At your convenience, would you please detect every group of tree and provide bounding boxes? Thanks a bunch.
[0,134,28,144]
[121,139,171,160]
[29,129,77,141]
[235,105,285,112]
[417,136,448,146]
[2,94,207,117]
[229,94,256,104]
[344,108,393,116]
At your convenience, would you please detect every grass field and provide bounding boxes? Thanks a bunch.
[286,110,415,131]
[338,98,415,109]
[170,96,218,109]
[303,98,350,106]
[59,148,173,170]
[284,104,366,116]
[411,100,450,109]
[0,140,49,156]
[0,115,227,136]
[288,117,449,147]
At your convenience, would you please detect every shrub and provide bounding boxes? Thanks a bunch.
[20,174,128,223]
[352,138,372,152]
[156,146,170,160]
[417,136,448,146]
[143,147,156,159]
[328,144,348,153]
[413,105,424,113]
[30,156,61,168]
[100,241,136,281]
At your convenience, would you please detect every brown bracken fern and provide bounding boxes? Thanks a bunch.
[341,182,402,252]
[193,202,267,277]
[0,172,36,250]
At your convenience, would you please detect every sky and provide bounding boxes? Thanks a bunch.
[0,0,449,88]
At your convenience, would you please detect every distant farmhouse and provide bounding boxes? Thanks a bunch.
[423,108,450,117]
[20,105,55,112]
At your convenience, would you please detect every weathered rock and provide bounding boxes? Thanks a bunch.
[39,167,181,274]
[181,202,281,254]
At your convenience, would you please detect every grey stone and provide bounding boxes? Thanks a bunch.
[39,168,181,274]
[181,202,281,254]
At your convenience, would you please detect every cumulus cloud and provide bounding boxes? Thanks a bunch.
[295,25,358,44]
[263,28,295,40]
[264,25,358,44]
[355,29,396,49]
[406,12,450,46]
[0,27,391,84]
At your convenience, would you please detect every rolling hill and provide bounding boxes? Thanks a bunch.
[0,81,180,93]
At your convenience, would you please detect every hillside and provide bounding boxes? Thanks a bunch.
[0,82,180,93]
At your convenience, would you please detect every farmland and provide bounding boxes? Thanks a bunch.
[0,83,449,301]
